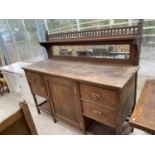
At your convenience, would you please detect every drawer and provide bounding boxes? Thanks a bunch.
[26,71,43,85]
[30,83,46,98]
[82,101,116,128]
[80,84,116,108]
[26,71,46,98]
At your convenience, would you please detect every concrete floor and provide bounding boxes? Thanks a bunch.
[0,46,154,135]
[0,93,83,135]
[0,93,148,135]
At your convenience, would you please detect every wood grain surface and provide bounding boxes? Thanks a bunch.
[130,80,155,134]
[23,59,138,89]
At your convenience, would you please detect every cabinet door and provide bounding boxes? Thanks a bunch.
[45,76,82,127]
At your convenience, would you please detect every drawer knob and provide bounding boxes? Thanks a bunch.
[93,110,102,116]
[91,92,100,101]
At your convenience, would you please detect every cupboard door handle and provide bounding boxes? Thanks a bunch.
[91,93,100,101]
[93,110,102,116]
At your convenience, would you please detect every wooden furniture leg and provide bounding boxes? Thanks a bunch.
[32,93,41,114]
[32,92,57,123]
[47,96,57,123]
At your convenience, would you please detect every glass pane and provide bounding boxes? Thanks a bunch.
[53,44,130,60]
[80,19,110,30]
[47,19,77,33]
[24,19,46,62]
[4,41,18,63]
[7,19,32,62]
[0,19,18,63]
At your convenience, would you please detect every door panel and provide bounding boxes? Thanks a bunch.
[45,76,78,125]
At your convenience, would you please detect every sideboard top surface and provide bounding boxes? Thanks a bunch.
[23,59,138,89]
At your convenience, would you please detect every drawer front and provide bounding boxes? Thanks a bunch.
[26,71,46,98]
[30,83,46,97]
[82,101,116,128]
[26,71,43,85]
[80,84,116,108]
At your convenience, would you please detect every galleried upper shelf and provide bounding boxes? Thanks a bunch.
[39,20,143,66]
[41,20,143,44]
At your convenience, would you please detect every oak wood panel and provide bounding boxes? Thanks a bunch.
[130,80,155,134]
[113,76,136,132]
[121,89,135,125]
[25,71,46,98]
[26,71,43,85]
[30,83,46,98]
[119,74,136,104]
[44,76,79,127]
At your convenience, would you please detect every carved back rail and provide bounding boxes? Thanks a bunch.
[46,19,143,41]
[46,26,138,40]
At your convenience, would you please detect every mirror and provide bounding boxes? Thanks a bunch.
[53,45,130,59]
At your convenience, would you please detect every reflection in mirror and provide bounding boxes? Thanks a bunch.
[53,45,130,59]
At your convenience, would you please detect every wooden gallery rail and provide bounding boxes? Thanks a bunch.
[23,20,143,135]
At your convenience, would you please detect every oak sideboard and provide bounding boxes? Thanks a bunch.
[23,20,143,134]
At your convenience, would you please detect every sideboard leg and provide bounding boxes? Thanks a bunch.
[116,131,121,135]
[83,131,87,135]
[116,127,122,135]
[32,93,41,114]
[53,116,57,123]
[81,127,87,135]
[131,127,134,133]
